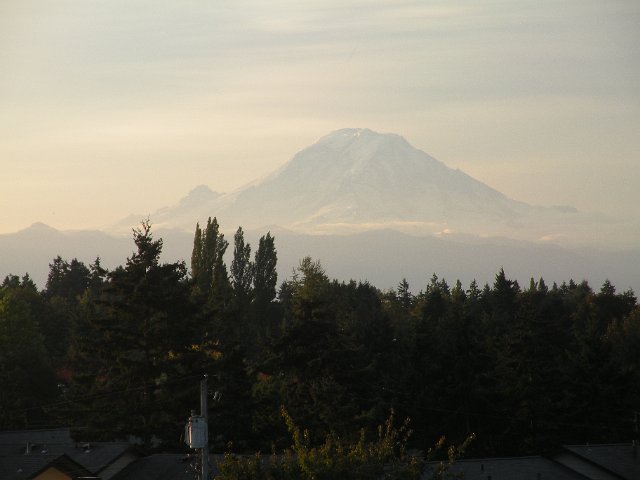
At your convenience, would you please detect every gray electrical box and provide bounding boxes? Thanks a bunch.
[184,415,208,449]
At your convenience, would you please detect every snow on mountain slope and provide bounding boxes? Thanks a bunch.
[111,128,621,245]
[5,130,637,290]
[208,128,525,230]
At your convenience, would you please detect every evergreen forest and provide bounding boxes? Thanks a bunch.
[1,219,639,461]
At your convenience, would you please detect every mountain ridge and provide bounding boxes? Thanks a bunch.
[3,222,639,295]
[111,128,598,244]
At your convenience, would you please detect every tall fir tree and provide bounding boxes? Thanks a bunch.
[0,277,58,429]
[66,221,197,445]
[230,226,254,309]
[253,232,277,306]
[191,217,231,307]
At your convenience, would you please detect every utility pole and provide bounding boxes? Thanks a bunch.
[185,374,213,479]
[201,374,209,480]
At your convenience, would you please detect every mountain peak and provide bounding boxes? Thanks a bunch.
[25,222,58,233]
[287,128,418,181]
[317,128,409,150]
[110,128,587,244]
[324,127,393,138]
[115,128,516,235]
[179,185,220,207]
[186,184,218,198]
[326,127,375,137]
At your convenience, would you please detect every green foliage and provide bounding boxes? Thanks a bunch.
[45,256,91,301]
[396,278,414,311]
[253,233,277,306]
[42,256,105,367]
[63,221,200,446]
[2,218,638,460]
[0,279,57,428]
[192,217,231,305]
[216,408,470,480]
[231,227,254,308]
[253,261,398,448]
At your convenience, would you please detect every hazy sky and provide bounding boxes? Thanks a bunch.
[1,0,638,234]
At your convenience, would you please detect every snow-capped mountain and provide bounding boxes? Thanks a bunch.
[110,128,621,246]
[4,129,639,290]
[215,128,526,231]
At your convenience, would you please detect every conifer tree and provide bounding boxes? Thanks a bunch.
[397,278,414,311]
[45,257,91,301]
[0,277,57,428]
[191,222,203,282]
[253,232,277,305]
[191,217,230,305]
[230,226,253,308]
[66,221,196,445]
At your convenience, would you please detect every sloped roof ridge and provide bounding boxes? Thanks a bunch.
[454,455,544,462]
[557,445,632,480]
[29,453,94,479]
[565,443,632,447]
[544,455,597,480]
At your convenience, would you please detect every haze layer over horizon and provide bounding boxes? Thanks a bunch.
[1,1,638,234]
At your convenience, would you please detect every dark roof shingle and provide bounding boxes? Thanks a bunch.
[563,444,640,480]
[111,454,198,480]
[429,455,589,480]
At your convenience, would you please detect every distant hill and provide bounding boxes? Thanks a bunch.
[2,223,639,294]
[0,223,131,287]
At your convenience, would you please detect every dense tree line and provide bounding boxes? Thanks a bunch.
[0,219,638,459]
